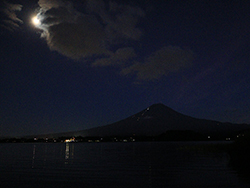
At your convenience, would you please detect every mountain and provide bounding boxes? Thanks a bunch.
[49,103,250,138]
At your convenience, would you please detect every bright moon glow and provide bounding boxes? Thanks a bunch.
[32,16,40,26]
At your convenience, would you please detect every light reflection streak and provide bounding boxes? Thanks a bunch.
[32,144,36,168]
[65,143,69,161]
[65,143,74,164]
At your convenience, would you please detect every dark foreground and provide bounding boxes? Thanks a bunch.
[0,140,250,188]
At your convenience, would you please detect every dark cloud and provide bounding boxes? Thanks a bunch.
[92,47,136,67]
[86,0,145,41]
[46,17,108,59]
[103,1,145,41]
[121,46,194,81]
[36,0,144,60]
[0,1,23,32]
[35,1,194,81]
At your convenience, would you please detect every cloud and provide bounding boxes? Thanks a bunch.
[45,17,108,59]
[86,0,145,42]
[92,47,136,67]
[0,1,23,32]
[103,1,145,41]
[121,46,194,81]
[36,0,145,60]
[35,1,194,82]
[38,0,66,10]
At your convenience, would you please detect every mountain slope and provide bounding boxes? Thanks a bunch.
[68,103,250,137]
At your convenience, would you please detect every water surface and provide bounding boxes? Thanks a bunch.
[0,142,249,188]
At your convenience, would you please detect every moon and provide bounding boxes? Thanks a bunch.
[32,16,40,26]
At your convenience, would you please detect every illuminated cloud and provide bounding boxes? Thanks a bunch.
[36,0,144,60]
[0,1,23,32]
[121,46,194,81]
[38,0,66,10]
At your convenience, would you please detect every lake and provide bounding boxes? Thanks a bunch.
[0,142,249,188]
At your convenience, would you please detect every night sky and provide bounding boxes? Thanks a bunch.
[1,0,250,137]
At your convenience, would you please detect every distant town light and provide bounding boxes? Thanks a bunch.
[65,137,75,143]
